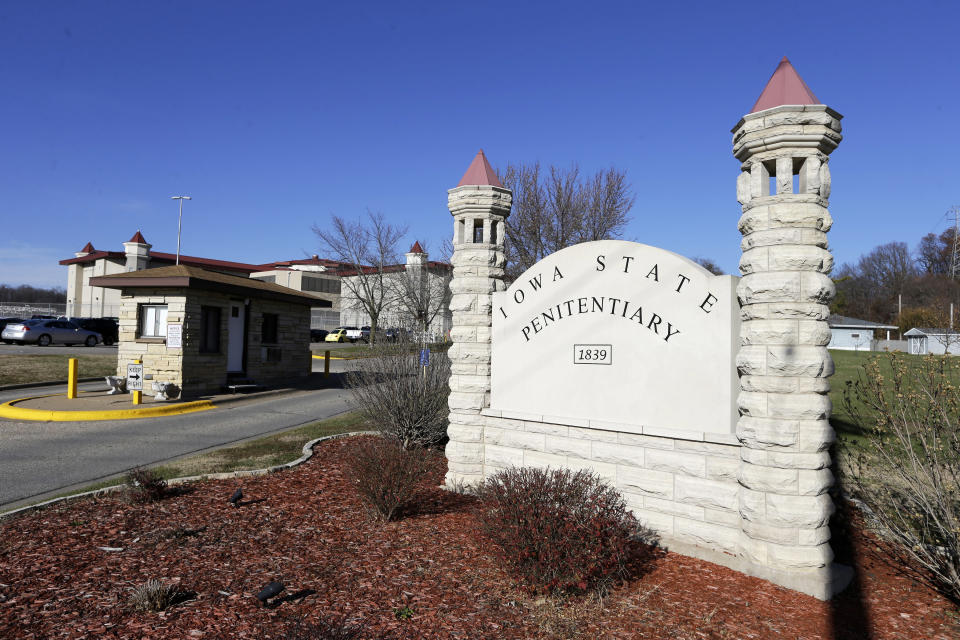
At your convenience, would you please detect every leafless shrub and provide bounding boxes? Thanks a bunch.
[344,437,431,522]
[125,468,169,503]
[841,352,960,603]
[128,579,193,612]
[344,342,450,449]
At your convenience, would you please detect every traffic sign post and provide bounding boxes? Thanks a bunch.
[127,361,144,405]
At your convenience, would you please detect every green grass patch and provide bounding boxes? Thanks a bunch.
[0,354,116,386]
[312,342,451,358]
[151,411,366,478]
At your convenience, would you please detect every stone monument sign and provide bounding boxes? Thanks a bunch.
[445,57,847,600]
[491,240,739,435]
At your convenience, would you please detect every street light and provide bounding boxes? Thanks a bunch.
[170,195,192,265]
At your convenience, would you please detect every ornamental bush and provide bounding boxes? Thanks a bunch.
[841,353,960,603]
[125,467,169,504]
[477,466,653,595]
[344,436,431,522]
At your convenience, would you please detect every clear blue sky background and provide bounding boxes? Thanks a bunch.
[1,1,956,288]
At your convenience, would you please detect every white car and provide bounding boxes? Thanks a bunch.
[1,319,102,347]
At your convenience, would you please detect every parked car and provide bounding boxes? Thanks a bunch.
[0,317,23,341]
[1,319,102,346]
[310,329,329,342]
[76,317,119,346]
[384,327,411,343]
[325,327,356,343]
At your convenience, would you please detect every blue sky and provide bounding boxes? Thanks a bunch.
[1,1,957,287]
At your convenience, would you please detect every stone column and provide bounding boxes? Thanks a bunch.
[732,104,848,599]
[444,183,511,488]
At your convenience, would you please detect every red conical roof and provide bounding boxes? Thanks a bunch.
[457,149,503,188]
[79,242,95,253]
[750,57,820,113]
[128,230,148,244]
[409,241,425,254]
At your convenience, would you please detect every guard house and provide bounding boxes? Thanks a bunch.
[90,265,317,397]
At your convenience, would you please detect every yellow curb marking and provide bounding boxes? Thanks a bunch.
[0,391,216,422]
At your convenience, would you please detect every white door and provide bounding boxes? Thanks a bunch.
[227,303,245,372]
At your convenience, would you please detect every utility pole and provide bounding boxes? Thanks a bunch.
[950,206,960,279]
[170,196,192,265]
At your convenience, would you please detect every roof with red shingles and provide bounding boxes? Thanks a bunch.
[409,241,425,253]
[750,57,820,113]
[457,149,503,188]
[128,230,148,244]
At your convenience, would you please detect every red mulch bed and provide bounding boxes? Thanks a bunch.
[1,436,958,639]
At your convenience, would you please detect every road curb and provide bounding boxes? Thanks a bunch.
[0,430,376,522]
[0,392,216,422]
[0,377,102,392]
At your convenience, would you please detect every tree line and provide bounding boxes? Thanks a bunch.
[0,284,66,304]
[833,218,960,334]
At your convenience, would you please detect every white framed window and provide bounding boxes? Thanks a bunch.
[140,304,168,338]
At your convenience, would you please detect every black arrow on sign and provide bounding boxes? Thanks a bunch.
[129,374,141,381]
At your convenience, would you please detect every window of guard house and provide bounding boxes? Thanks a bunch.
[200,306,221,353]
[261,313,279,344]
[140,304,168,338]
[473,219,483,243]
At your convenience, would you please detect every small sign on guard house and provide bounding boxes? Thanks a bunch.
[490,239,740,435]
[126,363,144,391]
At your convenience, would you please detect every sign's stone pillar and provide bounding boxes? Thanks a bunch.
[445,150,512,488]
[732,58,849,599]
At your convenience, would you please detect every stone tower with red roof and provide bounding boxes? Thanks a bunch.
[445,150,512,487]
[732,57,847,598]
[123,230,152,272]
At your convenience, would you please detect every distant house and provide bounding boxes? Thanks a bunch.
[903,328,960,355]
[827,315,898,351]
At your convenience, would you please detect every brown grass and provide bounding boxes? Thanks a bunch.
[0,354,116,386]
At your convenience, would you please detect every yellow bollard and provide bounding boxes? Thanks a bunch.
[132,359,142,405]
[67,358,78,399]
[324,350,330,377]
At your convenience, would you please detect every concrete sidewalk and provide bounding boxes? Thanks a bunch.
[0,372,345,422]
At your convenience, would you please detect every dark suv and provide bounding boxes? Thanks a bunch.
[76,317,119,346]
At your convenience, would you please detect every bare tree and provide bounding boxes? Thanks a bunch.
[312,210,406,343]
[858,242,917,299]
[388,242,452,341]
[693,257,724,275]
[498,162,634,281]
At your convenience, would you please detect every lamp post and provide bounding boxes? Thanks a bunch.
[170,195,192,265]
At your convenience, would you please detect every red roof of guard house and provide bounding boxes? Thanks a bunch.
[128,230,148,244]
[409,241,425,254]
[458,149,503,188]
[750,57,820,113]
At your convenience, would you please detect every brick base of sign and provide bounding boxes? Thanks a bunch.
[446,410,851,600]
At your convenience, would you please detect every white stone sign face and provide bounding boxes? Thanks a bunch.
[491,240,739,435]
[166,323,183,349]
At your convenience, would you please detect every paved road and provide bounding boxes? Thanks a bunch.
[0,359,358,511]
